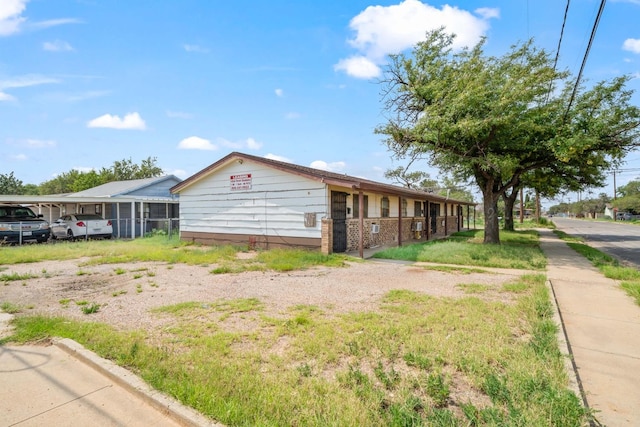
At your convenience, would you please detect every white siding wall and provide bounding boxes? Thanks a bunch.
[179,161,327,238]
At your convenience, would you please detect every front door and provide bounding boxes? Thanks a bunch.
[331,191,348,253]
[430,203,440,234]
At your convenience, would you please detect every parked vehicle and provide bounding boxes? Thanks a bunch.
[616,212,633,221]
[51,214,113,240]
[0,205,50,244]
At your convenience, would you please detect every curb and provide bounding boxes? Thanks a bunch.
[546,279,596,425]
[54,338,222,427]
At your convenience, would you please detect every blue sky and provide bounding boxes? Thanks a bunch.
[1,0,639,205]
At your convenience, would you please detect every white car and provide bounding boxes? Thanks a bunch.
[51,214,113,240]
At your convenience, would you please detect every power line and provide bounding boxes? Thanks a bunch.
[564,0,607,120]
[547,0,571,102]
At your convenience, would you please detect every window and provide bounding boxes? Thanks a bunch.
[414,201,422,217]
[381,197,390,218]
[353,195,369,218]
[402,199,407,217]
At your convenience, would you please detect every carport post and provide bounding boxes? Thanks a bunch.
[130,201,135,239]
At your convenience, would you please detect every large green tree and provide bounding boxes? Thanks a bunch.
[377,29,640,243]
[0,172,24,194]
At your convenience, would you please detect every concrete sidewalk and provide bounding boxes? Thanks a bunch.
[539,229,640,426]
[0,332,219,426]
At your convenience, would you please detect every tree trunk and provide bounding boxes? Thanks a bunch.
[482,188,501,244]
[502,188,518,232]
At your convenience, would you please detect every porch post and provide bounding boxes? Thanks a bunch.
[444,202,448,236]
[398,197,402,247]
[358,191,364,259]
[425,200,430,241]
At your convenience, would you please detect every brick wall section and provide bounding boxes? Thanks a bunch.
[344,215,464,251]
[327,215,464,253]
[345,217,428,251]
[321,218,332,255]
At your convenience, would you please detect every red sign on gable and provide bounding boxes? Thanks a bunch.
[230,173,252,191]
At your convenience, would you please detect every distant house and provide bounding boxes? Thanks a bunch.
[0,175,181,238]
[171,152,475,255]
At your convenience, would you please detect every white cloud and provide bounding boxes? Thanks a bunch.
[334,56,381,79]
[475,7,500,19]
[167,168,188,178]
[336,0,496,79]
[166,110,193,119]
[87,112,147,130]
[25,139,56,148]
[0,0,27,36]
[264,153,292,163]
[0,91,15,101]
[0,74,59,89]
[0,74,59,101]
[11,153,28,161]
[43,39,74,52]
[275,88,284,97]
[310,160,347,172]
[218,137,263,151]
[623,38,640,54]
[183,44,209,53]
[285,112,301,120]
[177,136,217,150]
[29,18,81,30]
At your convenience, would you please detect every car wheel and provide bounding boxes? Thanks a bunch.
[66,229,75,241]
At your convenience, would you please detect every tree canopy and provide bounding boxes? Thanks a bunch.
[2,157,164,195]
[377,29,640,243]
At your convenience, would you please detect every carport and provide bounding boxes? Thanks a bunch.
[0,195,179,239]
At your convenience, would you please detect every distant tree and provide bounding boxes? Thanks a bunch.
[37,157,164,195]
[39,170,85,194]
[100,157,163,181]
[0,172,24,194]
[384,152,435,189]
[614,179,640,213]
[21,184,40,195]
[71,170,104,193]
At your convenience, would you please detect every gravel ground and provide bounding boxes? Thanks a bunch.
[1,257,530,332]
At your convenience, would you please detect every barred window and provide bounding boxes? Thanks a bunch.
[381,197,390,218]
[353,195,369,218]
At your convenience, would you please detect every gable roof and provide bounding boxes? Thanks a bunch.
[171,152,474,205]
[71,175,181,198]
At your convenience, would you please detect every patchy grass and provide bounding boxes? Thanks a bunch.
[0,272,39,282]
[374,230,546,270]
[0,235,352,273]
[554,230,640,307]
[0,301,22,314]
[5,277,590,426]
[420,265,490,274]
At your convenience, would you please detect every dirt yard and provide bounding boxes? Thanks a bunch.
[1,257,530,332]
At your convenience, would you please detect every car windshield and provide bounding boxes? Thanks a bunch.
[0,206,37,218]
[74,214,103,220]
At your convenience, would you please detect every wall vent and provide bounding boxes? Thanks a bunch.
[371,224,380,234]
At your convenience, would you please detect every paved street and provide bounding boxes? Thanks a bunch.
[552,217,640,268]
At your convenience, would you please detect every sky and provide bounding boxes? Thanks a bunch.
[1,0,640,206]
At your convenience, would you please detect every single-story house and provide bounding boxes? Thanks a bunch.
[170,152,476,256]
[0,175,181,238]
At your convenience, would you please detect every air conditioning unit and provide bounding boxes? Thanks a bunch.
[414,222,423,231]
[371,224,380,234]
